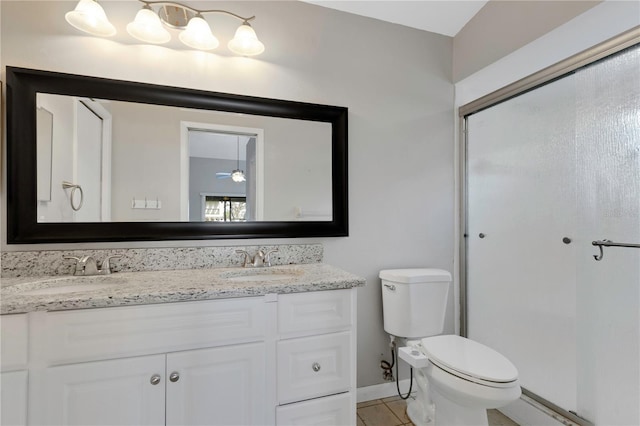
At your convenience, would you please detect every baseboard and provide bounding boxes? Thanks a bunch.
[356,380,412,403]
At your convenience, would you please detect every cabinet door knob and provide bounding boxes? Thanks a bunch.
[312,362,321,372]
[479,233,486,239]
[169,372,180,383]
[150,374,161,385]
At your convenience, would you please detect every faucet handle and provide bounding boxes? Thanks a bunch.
[261,248,279,267]
[235,250,251,267]
[101,255,122,275]
[63,256,82,275]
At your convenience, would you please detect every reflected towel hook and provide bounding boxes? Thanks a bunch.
[592,239,640,261]
[62,181,84,211]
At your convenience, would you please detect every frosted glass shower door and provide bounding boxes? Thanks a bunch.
[573,46,639,425]
[466,44,640,424]
[466,76,579,412]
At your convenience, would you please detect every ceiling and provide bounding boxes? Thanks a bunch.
[302,1,489,37]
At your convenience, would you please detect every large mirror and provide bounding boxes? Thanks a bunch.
[6,67,348,243]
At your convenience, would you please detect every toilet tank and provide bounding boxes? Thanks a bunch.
[380,268,451,339]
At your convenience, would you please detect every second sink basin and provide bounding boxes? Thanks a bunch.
[3,275,125,297]
[219,267,304,283]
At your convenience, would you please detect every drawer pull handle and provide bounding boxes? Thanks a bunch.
[150,374,161,385]
[169,372,180,383]
[312,362,321,372]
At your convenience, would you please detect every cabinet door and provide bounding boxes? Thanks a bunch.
[1,314,28,372]
[1,370,28,426]
[30,355,165,426]
[166,343,267,426]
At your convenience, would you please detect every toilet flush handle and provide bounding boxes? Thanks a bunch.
[384,284,396,291]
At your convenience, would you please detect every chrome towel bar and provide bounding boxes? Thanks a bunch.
[592,239,640,261]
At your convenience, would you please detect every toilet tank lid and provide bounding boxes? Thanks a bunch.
[379,268,451,283]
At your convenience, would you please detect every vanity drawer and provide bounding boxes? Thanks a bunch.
[277,331,351,404]
[33,298,267,365]
[276,392,352,426]
[278,289,352,337]
[1,314,28,371]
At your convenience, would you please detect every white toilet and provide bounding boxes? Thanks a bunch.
[380,269,521,426]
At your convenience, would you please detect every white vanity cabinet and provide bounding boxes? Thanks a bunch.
[28,297,271,426]
[276,289,357,425]
[1,314,29,426]
[5,287,357,426]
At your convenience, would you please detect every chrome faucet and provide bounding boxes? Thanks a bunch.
[64,255,122,276]
[235,248,279,268]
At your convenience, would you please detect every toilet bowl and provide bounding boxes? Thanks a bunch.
[380,269,521,426]
[420,335,521,425]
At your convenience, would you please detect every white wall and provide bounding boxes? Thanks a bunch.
[452,0,601,82]
[455,1,640,106]
[0,1,454,387]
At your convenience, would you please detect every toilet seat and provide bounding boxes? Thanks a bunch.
[421,335,518,389]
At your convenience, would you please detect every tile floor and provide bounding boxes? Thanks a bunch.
[356,396,519,426]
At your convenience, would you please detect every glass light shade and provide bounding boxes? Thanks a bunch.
[231,170,246,183]
[178,16,219,50]
[127,7,171,44]
[65,0,116,37]
[228,23,265,56]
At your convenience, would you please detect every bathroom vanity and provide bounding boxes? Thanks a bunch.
[0,264,364,426]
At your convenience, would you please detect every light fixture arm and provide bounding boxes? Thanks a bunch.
[138,0,256,23]
[236,137,241,169]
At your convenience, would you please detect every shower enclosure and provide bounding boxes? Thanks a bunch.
[461,31,639,425]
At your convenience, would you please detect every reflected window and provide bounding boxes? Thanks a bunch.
[204,196,246,222]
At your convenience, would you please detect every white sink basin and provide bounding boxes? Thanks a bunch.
[3,276,124,296]
[22,283,118,296]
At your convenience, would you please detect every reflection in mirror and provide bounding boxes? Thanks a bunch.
[36,107,53,202]
[189,132,252,222]
[36,94,332,223]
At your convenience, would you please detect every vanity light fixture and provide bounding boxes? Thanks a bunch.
[126,4,171,44]
[65,0,265,56]
[65,0,116,37]
[178,14,219,50]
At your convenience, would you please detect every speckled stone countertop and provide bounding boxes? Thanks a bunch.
[1,264,365,314]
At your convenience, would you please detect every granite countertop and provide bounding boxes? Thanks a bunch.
[1,264,365,314]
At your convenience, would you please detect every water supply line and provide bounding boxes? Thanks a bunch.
[380,335,413,400]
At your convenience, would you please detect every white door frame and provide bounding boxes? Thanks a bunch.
[180,122,264,221]
[74,97,112,221]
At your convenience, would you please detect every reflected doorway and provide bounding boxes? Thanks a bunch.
[180,122,264,222]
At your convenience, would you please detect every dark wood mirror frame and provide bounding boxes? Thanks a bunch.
[6,67,348,244]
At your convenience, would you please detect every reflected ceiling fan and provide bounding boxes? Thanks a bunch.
[216,136,246,182]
